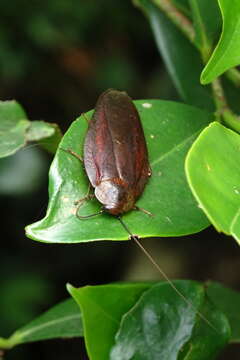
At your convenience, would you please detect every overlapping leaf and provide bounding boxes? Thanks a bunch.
[68,283,150,360]
[201,0,240,84]
[189,0,221,58]
[68,281,230,360]
[0,299,82,350]
[185,122,240,243]
[0,100,29,158]
[207,282,240,343]
[0,100,62,158]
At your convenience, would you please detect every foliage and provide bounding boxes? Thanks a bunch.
[1,0,240,359]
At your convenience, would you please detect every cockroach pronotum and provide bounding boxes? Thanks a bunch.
[63,89,216,332]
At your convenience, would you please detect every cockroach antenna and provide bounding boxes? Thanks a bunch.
[62,89,218,334]
[117,216,219,333]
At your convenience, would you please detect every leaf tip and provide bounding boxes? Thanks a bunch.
[66,283,76,297]
[200,69,210,85]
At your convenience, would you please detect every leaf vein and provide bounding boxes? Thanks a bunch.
[151,129,201,167]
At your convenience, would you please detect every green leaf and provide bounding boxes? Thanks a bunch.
[26,100,212,243]
[0,100,30,158]
[134,0,214,111]
[38,122,62,154]
[231,208,240,241]
[0,298,82,350]
[201,0,240,84]
[207,282,240,343]
[67,283,151,360]
[172,0,191,17]
[110,281,229,360]
[0,100,62,158]
[185,122,240,242]
[189,0,221,59]
[26,120,55,141]
[178,300,230,360]
[26,121,62,154]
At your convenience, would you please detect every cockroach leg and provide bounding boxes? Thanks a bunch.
[75,186,103,220]
[75,194,104,219]
[75,193,94,219]
[77,208,104,219]
[60,148,83,162]
[74,183,94,208]
[134,206,154,217]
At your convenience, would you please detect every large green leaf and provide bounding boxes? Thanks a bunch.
[134,0,214,111]
[111,282,229,360]
[67,283,151,360]
[26,100,212,243]
[0,100,30,158]
[188,0,221,59]
[185,122,240,243]
[201,0,240,84]
[68,281,230,360]
[207,282,240,343]
[0,298,82,350]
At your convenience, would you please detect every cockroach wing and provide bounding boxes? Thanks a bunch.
[84,89,150,198]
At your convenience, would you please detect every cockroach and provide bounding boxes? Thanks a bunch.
[83,88,151,216]
[63,89,217,332]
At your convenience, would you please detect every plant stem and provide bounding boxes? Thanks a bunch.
[0,333,20,351]
[211,78,240,132]
[152,0,195,43]
[211,78,228,119]
[222,110,240,133]
[226,68,240,87]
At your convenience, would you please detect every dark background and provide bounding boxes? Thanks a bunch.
[0,1,239,359]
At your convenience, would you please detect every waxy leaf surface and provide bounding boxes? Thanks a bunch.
[185,122,240,243]
[68,281,230,360]
[68,283,150,360]
[111,281,229,360]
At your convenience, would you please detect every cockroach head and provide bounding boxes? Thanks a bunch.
[95,181,125,210]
